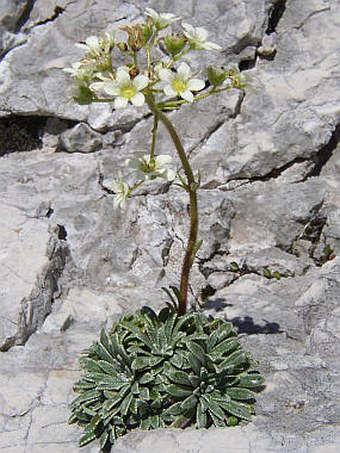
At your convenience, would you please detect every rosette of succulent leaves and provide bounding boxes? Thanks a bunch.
[65,8,263,451]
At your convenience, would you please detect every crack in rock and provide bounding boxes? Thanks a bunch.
[266,0,288,34]
[0,115,78,155]
[14,0,37,33]
[305,123,340,177]
[0,228,69,352]
[26,6,65,30]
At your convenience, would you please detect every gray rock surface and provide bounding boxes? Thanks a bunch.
[0,0,339,452]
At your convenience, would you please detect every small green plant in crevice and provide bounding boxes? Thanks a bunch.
[69,307,264,449]
[263,267,281,280]
[64,7,264,449]
[316,244,336,266]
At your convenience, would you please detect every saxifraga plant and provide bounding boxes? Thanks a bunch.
[65,7,264,450]
[69,307,264,448]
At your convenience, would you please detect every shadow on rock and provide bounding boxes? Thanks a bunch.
[230,316,282,335]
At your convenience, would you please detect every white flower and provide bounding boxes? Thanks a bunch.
[112,177,130,210]
[158,62,205,103]
[104,67,149,109]
[145,8,181,29]
[182,23,222,50]
[127,154,176,181]
[76,32,114,57]
[63,62,93,82]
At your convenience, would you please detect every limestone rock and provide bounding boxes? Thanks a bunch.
[58,122,102,153]
[0,0,339,452]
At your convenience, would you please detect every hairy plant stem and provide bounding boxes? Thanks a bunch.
[146,93,198,316]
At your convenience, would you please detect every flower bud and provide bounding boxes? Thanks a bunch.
[142,24,153,45]
[206,66,227,87]
[117,42,128,52]
[121,24,144,52]
[164,34,186,57]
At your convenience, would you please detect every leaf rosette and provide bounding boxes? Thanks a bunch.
[69,307,264,449]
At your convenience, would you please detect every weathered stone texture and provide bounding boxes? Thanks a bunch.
[0,0,339,452]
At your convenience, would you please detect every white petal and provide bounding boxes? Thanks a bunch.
[145,8,158,20]
[177,62,191,80]
[155,154,172,166]
[75,43,89,51]
[104,81,119,95]
[180,90,194,103]
[196,27,208,42]
[187,78,205,91]
[164,85,177,97]
[133,74,149,90]
[159,68,174,83]
[114,96,128,109]
[131,92,145,107]
[165,169,176,181]
[90,81,106,92]
[203,41,222,50]
[116,67,130,83]
[182,22,195,38]
[86,36,100,47]
[161,13,177,20]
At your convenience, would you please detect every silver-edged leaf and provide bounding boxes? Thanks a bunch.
[225,387,255,401]
[167,384,192,398]
[79,430,96,447]
[218,400,252,421]
[238,373,265,388]
[186,341,206,365]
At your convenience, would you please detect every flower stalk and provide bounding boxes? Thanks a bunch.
[146,93,198,315]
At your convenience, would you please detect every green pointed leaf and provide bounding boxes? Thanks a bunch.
[238,373,265,388]
[167,369,192,386]
[97,378,129,391]
[89,414,101,429]
[187,333,209,342]
[196,400,208,428]
[70,390,101,409]
[148,355,164,367]
[140,418,151,430]
[73,379,96,391]
[165,401,183,415]
[120,392,133,415]
[150,414,161,428]
[80,357,105,374]
[188,353,201,375]
[218,400,252,421]
[207,322,235,349]
[131,356,150,371]
[167,384,192,398]
[207,399,225,420]
[170,352,185,368]
[209,337,240,358]
[99,430,109,450]
[139,372,155,385]
[129,397,139,414]
[225,387,255,401]
[97,359,121,375]
[215,350,247,373]
[141,306,159,327]
[119,321,152,349]
[210,411,227,427]
[139,386,150,399]
[186,341,206,365]
[100,393,123,415]
[164,310,178,341]
[182,394,198,412]
[79,430,96,447]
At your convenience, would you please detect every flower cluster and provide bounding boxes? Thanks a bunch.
[64,8,245,210]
